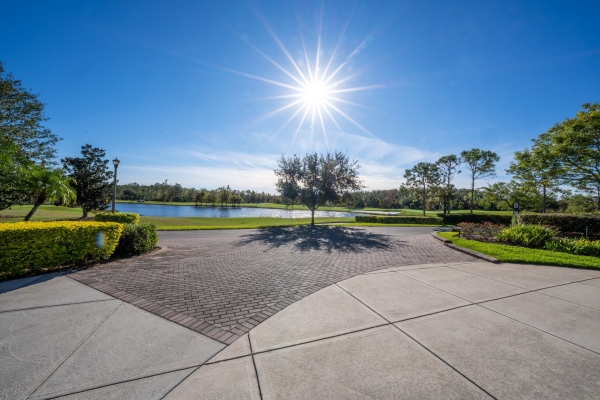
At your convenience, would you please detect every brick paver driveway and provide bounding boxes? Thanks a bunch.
[70,226,477,344]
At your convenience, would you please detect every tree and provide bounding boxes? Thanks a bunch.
[479,181,552,212]
[460,148,500,213]
[0,135,31,210]
[206,190,217,206]
[24,167,75,221]
[507,147,562,213]
[563,192,596,214]
[231,193,243,206]
[1,62,61,209]
[436,155,461,214]
[275,151,362,225]
[403,162,441,216]
[62,144,113,218]
[0,62,61,164]
[532,103,600,209]
[198,188,208,206]
[218,185,231,206]
[193,191,202,206]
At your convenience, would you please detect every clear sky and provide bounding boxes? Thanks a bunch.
[2,0,599,192]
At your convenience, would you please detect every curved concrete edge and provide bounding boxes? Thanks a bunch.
[430,231,452,243]
[430,232,500,264]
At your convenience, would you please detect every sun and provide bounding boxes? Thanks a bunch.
[215,7,384,145]
[302,81,329,108]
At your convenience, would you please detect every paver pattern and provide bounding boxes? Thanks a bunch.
[70,226,476,344]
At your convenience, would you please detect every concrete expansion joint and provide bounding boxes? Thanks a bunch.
[332,283,499,399]
[25,302,122,399]
[0,298,116,314]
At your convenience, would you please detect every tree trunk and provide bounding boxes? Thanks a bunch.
[542,185,547,213]
[422,190,426,216]
[311,209,315,226]
[470,178,475,214]
[24,203,41,221]
[24,193,46,221]
[82,208,88,218]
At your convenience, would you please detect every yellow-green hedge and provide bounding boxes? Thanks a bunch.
[0,221,123,274]
[95,212,140,224]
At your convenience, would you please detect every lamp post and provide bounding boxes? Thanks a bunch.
[112,158,120,212]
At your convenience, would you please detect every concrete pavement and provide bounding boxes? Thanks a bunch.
[172,261,600,399]
[0,274,224,399]
[2,234,600,398]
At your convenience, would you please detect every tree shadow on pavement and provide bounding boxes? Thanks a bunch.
[236,225,399,253]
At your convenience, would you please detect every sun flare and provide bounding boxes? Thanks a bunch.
[218,7,384,146]
[302,81,329,108]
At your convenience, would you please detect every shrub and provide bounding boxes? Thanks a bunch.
[545,238,600,257]
[457,222,505,240]
[0,221,122,275]
[437,213,513,225]
[496,224,557,248]
[355,215,443,224]
[518,213,600,234]
[114,223,158,255]
[95,212,140,224]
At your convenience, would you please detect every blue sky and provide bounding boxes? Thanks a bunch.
[2,0,599,191]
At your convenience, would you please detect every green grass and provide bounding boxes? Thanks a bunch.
[438,232,600,269]
[140,216,445,230]
[0,205,444,230]
[139,216,355,230]
[0,205,92,222]
[349,222,444,227]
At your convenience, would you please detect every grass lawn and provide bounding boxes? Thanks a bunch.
[350,222,444,227]
[438,232,600,269]
[140,216,445,230]
[0,205,92,222]
[0,206,444,229]
[139,216,356,230]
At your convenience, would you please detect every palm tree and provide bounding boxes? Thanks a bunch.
[24,167,76,221]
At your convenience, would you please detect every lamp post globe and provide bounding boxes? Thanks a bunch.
[112,158,120,213]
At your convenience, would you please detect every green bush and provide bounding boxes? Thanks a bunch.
[545,238,600,257]
[457,222,506,239]
[0,221,122,275]
[496,224,558,248]
[436,213,513,225]
[114,223,158,255]
[355,215,443,224]
[95,212,140,224]
[518,213,600,234]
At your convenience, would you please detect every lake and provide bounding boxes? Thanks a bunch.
[114,203,358,218]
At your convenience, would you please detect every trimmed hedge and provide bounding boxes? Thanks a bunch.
[95,212,140,224]
[0,221,122,274]
[518,213,600,234]
[114,223,158,255]
[356,215,443,224]
[436,213,513,225]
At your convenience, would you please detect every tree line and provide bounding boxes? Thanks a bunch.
[116,182,280,206]
[394,102,600,215]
